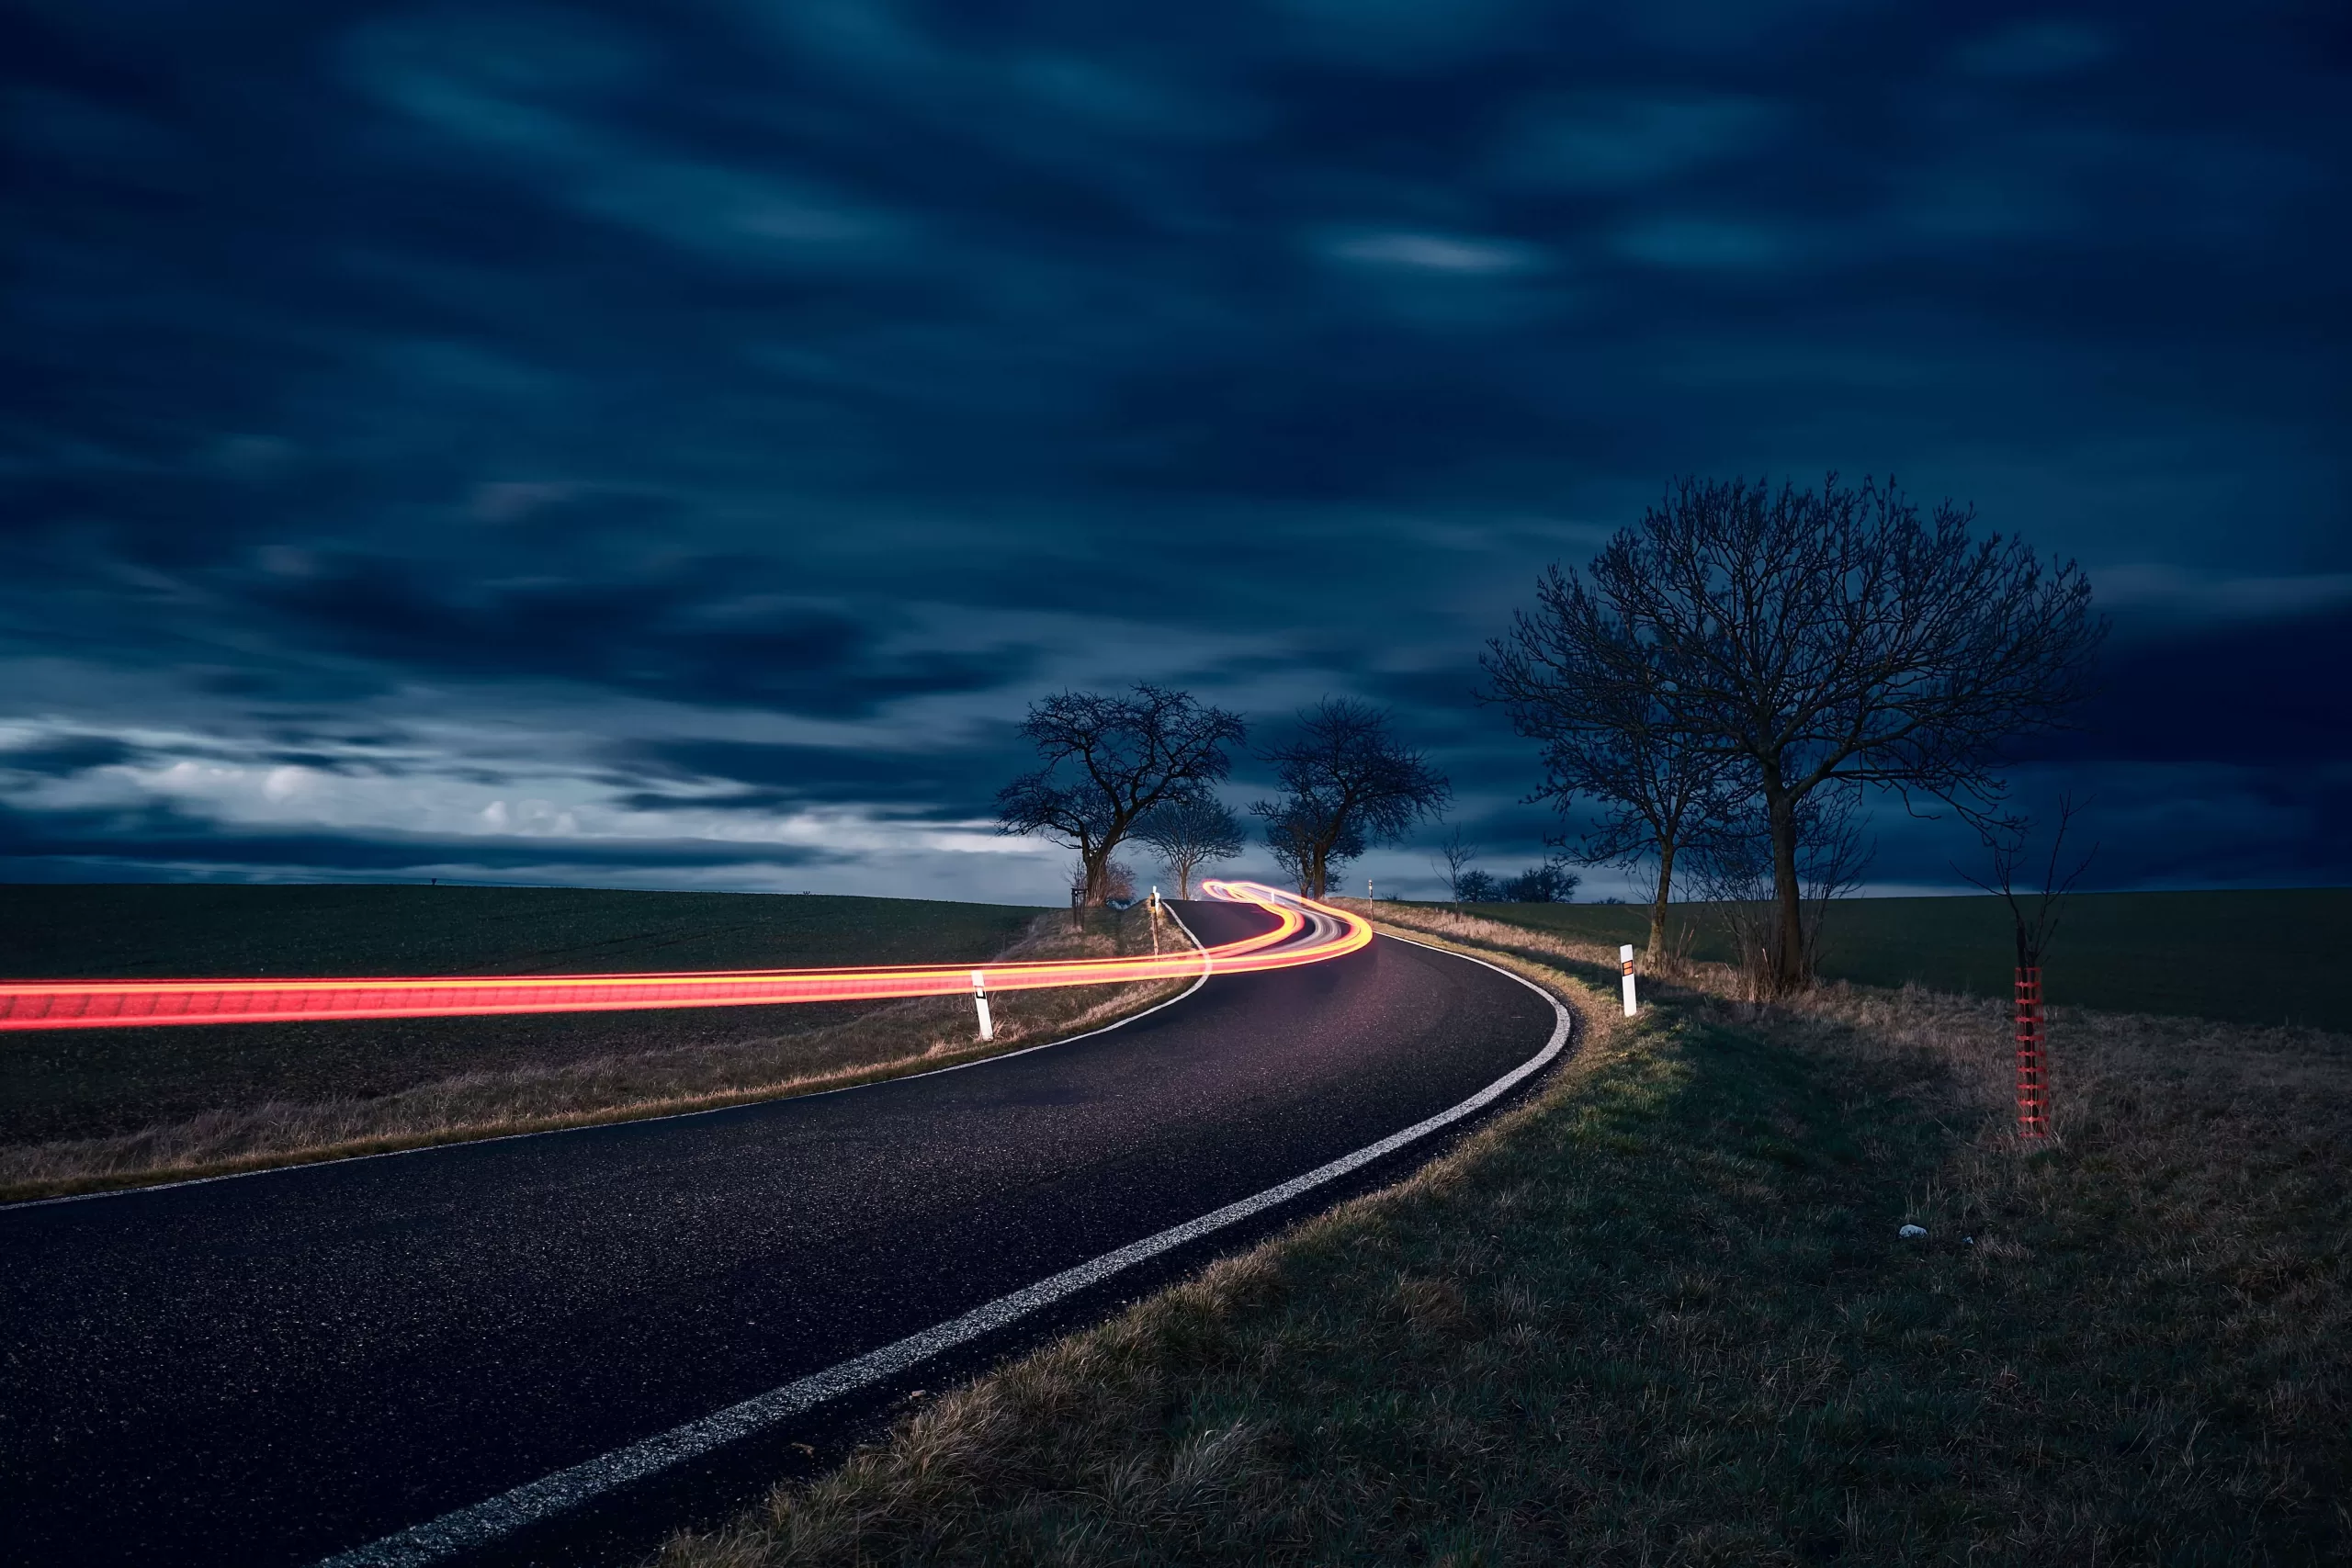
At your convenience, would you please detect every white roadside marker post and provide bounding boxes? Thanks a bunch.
[971,970,994,1043]
[1149,887,1160,955]
[1620,943,1638,1018]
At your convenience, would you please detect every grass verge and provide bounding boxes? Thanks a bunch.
[1404,886,2352,1032]
[651,905,2350,1565]
[0,904,1197,1204]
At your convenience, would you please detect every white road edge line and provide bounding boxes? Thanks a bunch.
[315,931,1572,1568]
[3,910,1217,1213]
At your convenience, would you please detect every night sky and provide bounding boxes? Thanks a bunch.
[4,1,2346,903]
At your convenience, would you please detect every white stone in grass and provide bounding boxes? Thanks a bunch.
[1898,1224,1928,1239]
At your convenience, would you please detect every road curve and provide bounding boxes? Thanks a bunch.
[0,902,1564,1568]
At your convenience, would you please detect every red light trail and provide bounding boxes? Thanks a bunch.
[0,880,1370,1032]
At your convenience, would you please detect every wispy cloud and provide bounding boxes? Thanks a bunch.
[1952,19,2116,80]
[1326,231,1544,275]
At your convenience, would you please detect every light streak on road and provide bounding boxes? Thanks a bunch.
[0,881,1370,1032]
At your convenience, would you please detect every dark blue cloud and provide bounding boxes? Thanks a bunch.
[605,736,1032,816]
[2026,609,2352,767]
[0,798,839,881]
[0,735,147,777]
[234,552,1034,715]
[1,0,2345,894]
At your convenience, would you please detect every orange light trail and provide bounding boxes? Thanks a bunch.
[0,881,1371,1032]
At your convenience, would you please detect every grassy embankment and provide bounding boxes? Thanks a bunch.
[1431,886,2352,1031]
[657,896,2350,1566]
[0,884,1195,1202]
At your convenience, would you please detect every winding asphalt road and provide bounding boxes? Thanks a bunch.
[0,900,1564,1567]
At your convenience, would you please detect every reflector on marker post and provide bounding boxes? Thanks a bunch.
[971,970,994,1043]
[1619,943,1638,1018]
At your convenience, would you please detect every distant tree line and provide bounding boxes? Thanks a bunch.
[1427,829,1578,907]
[996,473,2103,998]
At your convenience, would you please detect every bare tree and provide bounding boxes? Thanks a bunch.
[1961,794,2096,1142]
[1593,474,2103,996]
[997,684,1246,905]
[1133,796,1245,899]
[1251,698,1449,899]
[1430,826,1479,908]
[1484,562,1727,963]
[1687,775,1873,999]
[1263,801,1364,895]
[1962,793,2098,970]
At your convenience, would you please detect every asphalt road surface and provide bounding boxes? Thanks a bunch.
[0,901,1563,1567]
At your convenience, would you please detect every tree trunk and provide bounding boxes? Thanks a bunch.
[1765,787,1806,995]
[1081,843,1111,907]
[1646,840,1676,964]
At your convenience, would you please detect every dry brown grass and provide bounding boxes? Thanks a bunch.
[1360,898,1632,970]
[1364,896,2352,1169]
[0,910,1199,1203]
[650,906,2351,1566]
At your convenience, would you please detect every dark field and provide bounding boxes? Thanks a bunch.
[0,884,1044,1147]
[1415,886,2352,1032]
[0,882,1039,979]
